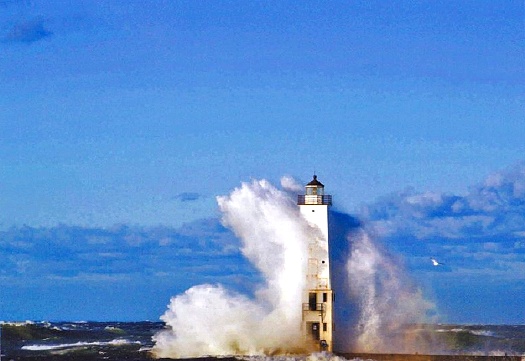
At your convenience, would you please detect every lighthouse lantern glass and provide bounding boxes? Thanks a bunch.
[306,186,323,196]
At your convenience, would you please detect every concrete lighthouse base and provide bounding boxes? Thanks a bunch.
[336,353,524,361]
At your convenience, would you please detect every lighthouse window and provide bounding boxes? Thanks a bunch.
[312,210,315,212]
[323,323,327,332]
[309,293,317,310]
[323,293,327,303]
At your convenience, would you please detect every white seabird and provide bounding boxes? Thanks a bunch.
[430,257,444,266]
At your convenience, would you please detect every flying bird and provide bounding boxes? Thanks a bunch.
[430,257,444,266]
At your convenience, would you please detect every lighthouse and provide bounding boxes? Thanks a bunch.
[297,175,334,352]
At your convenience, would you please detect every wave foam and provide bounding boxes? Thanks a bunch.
[22,339,141,351]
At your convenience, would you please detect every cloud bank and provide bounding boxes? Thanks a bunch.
[359,162,525,322]
[0,220,252,287]
[2,162,525,323]
[363,162,525,241]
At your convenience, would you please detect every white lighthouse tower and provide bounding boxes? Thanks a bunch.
[297,175,334,352]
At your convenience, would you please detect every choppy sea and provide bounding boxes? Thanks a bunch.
[2,321,525,361]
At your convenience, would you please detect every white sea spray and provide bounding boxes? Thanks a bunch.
[153,177,436,357]
[153,179,314,357]
[344,230,435,353]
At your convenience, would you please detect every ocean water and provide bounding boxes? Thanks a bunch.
[2,321,525,360]
[1,321,158,360]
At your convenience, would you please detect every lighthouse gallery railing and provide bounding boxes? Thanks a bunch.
[297,195,332,205]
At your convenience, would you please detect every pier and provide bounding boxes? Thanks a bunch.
[336,353,524,361]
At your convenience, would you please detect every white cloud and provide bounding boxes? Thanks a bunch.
[482,242,500,251]
[46,272,133,283]
[405,192,443,206]
[0,220,244,286]
[359,161,525,283]
[364,162,525,239]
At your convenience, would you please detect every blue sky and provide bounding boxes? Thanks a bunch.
[0,1,524,323]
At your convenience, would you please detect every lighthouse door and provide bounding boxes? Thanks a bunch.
[310,322,320,340]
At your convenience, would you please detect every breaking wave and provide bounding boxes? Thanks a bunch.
[22,339,141,351]
[153,177,436,357]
